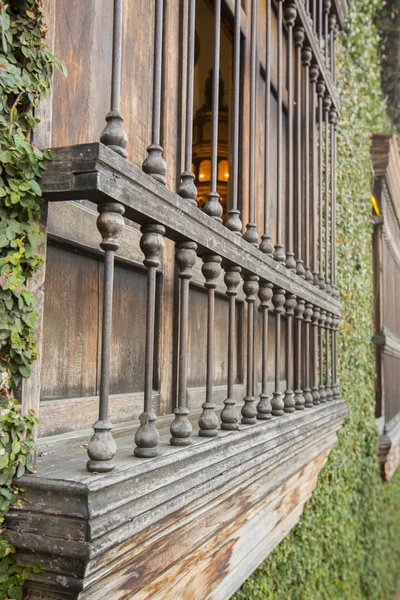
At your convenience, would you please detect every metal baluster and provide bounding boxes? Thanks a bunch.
[273,0,286,263]
[242,275,259,424]
[319,0,323,46]
[310,63,319,286]
[257,282,273,419]
[100,0,128,158]
[134,225,165,458]
[303,302,314,407]
[170,242,197,446]
[330,107,338,297]
[199,254,222,436]
[325,312,333,400]
[332,315,340,399]
[317,78,326,290]
[204,0,223,221]
[318,309,327,402]
[142,0,167,183]
[294,299,305,409]
[324,95,332,293]
[284,294,296,412]
[312,0,317,32]
[244,0,259,246]
[271,288,286,416]
[87,202,125,473]
[311,305,320,404]
[330,14,338,82]
[302,46,313,282]
[221,264,242,429]
[260,0,274,255]
[178,0,197,204]
[284,3,297,271]
[226,0,243,234]
[324,0,331,69]
[294,27,305,277]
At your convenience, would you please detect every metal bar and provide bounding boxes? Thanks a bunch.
[178,0,197,205]
[142,0,167,184]
[324,95,332,293]
[311,305,321,404]
[294,28,305,277]
[221,265,242,429]
[319,0,323,43]
[134,224,165,458]
[271,288,286,415]
[260,0,274,254]
[310,63,319,286]
[242,275,259,423]
[244,0,259,246]
[87,202,125,473]
[303,302,313,407]
[330,107,338,296]
[226,0,242,234]
[100,0,128,158]
[284,294,296,412]
[294,299,306,409]
[204,0,223,221]
[302,46,313,282]
[317,78,326,289]
[324,0,331,69]
[330,13,337,81]
[274,1,286,263]
[170,241,197,446]
[325,312,333,399]
[199,254,222,436]
[284,3,297,271]
[319,309,327,401]
[257,282,273,418]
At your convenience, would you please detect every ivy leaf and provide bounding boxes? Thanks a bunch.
[28,179,41,196]
[18,365,31,378]
[0,151,12,164]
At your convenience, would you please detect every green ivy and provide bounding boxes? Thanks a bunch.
[0,2,64,599]
[234,1,400,598]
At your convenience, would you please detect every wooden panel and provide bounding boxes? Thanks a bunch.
[40,243,149,402]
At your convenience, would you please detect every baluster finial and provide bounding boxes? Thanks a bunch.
[87,202,125,473]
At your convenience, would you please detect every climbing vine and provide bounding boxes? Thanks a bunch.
[0,1,64,598]
[234,1,400,599]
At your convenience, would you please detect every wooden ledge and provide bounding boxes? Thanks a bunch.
[5,400,348,599]
[41,143,341,316]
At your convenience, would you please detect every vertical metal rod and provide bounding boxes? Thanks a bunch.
[317,79,326,289]
[312,0,317,30]
[170,241,197,446]
[257,282,273,419]
[199,254,222,436]
[87,202,125,473]
[271,288,286,415]
[242,275,259,424]
[294,299,305,409]
[134,225,165,458]
[100,0,128,158]
[330,108,338,296]
[244,0,259,246]
[324,0,331,69]
[319,310,327,402]
[311,305,320,404]
[324,95,332,293]
[330,15,337,82]
[319,0,323,44]
[294,28,305,277]
[143,0,167,184]
[325,313,333,400]
[303,303,313,407]
[284,3,297,271]
[260,0,274,254]
[226,0,243,234]
[221,265,242,429]
[178,0,198,205]
[204,0,223,221]
[284,294,296,412]
[310,63,319,286]
[274,1,286,263]
[302,47,313,281]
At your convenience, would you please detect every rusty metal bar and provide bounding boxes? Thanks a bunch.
[274,0,286,263]
[244,0,259,246]
[324,95,332,293]
[324,0,331,68]
[302,46,313,282]
[226,0,243,234]
[317,78,326,289]
[330,107,338,296]
[310,63,319,286]
[294,28,305,277]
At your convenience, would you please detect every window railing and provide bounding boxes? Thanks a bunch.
[41,0,343,473]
